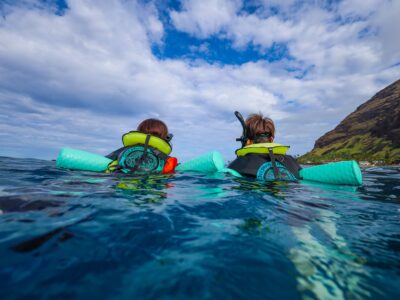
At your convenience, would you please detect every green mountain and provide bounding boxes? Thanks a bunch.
[300,79,400,164]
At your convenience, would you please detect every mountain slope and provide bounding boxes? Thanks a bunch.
[300,79,400,164]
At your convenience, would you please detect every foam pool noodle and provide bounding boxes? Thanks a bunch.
[300,160,362,186]
[56,148,112,172]
[220,167,242,177]
[56,147,362,186]
[175,151,225,173]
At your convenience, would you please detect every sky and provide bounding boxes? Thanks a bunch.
[0,0,399,162]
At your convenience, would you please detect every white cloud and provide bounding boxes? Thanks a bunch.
[370,0,400,67]
[228,14,296,49]
[170,0,241,38]
[0,0,283,160]
[0,0,399,161]
[337,0,382,17]
[0,91,131,158]
[170,0,399,78]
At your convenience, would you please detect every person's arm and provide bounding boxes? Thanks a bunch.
[105,147,125,160]
[279,155,302,179]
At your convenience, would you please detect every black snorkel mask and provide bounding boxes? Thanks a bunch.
[234,111,248,147]
[253,132,272,143]
[165,133,174,143]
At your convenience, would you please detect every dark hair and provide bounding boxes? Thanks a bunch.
[137,118,168,140]
[245,113,275,143]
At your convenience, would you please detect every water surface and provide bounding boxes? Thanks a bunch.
[0,157,399,299]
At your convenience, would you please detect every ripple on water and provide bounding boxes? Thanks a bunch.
[0,157,399,299]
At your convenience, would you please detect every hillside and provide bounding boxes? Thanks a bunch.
[300,79,400,164]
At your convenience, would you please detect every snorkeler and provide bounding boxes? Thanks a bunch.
[105,118,177,174]
[228,112,301,181]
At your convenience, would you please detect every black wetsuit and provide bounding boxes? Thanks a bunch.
[106,147,125,160]
[228,153,301,179]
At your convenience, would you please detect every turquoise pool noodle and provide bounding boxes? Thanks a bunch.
[176,151,225,173]
[56,147,362,186]
[220,167,242,177]
[56,148,112,172]
[300,160,362,186]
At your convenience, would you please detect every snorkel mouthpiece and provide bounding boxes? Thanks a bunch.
[234,111,248,147]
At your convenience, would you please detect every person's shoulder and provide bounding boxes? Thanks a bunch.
[105,147,125,160]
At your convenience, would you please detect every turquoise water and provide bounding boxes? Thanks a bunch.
[0,156,399,299]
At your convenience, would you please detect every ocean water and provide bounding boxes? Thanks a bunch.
[0,156,399,300]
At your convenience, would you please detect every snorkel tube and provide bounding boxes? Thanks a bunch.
[234,111,248,147]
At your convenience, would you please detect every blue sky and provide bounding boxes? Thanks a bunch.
[0,0,399,161]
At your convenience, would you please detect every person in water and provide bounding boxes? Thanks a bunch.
[106,118,178,174]
[228,112,301,180]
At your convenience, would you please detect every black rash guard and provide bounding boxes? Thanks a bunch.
[228,153,301,179]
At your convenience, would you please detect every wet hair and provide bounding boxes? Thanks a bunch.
[137,118,168,140]
[245,113,275,143]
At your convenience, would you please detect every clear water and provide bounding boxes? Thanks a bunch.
[0,156,399,300]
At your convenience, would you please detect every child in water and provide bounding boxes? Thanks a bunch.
[228,112,301,180]
[106,118,177,174]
